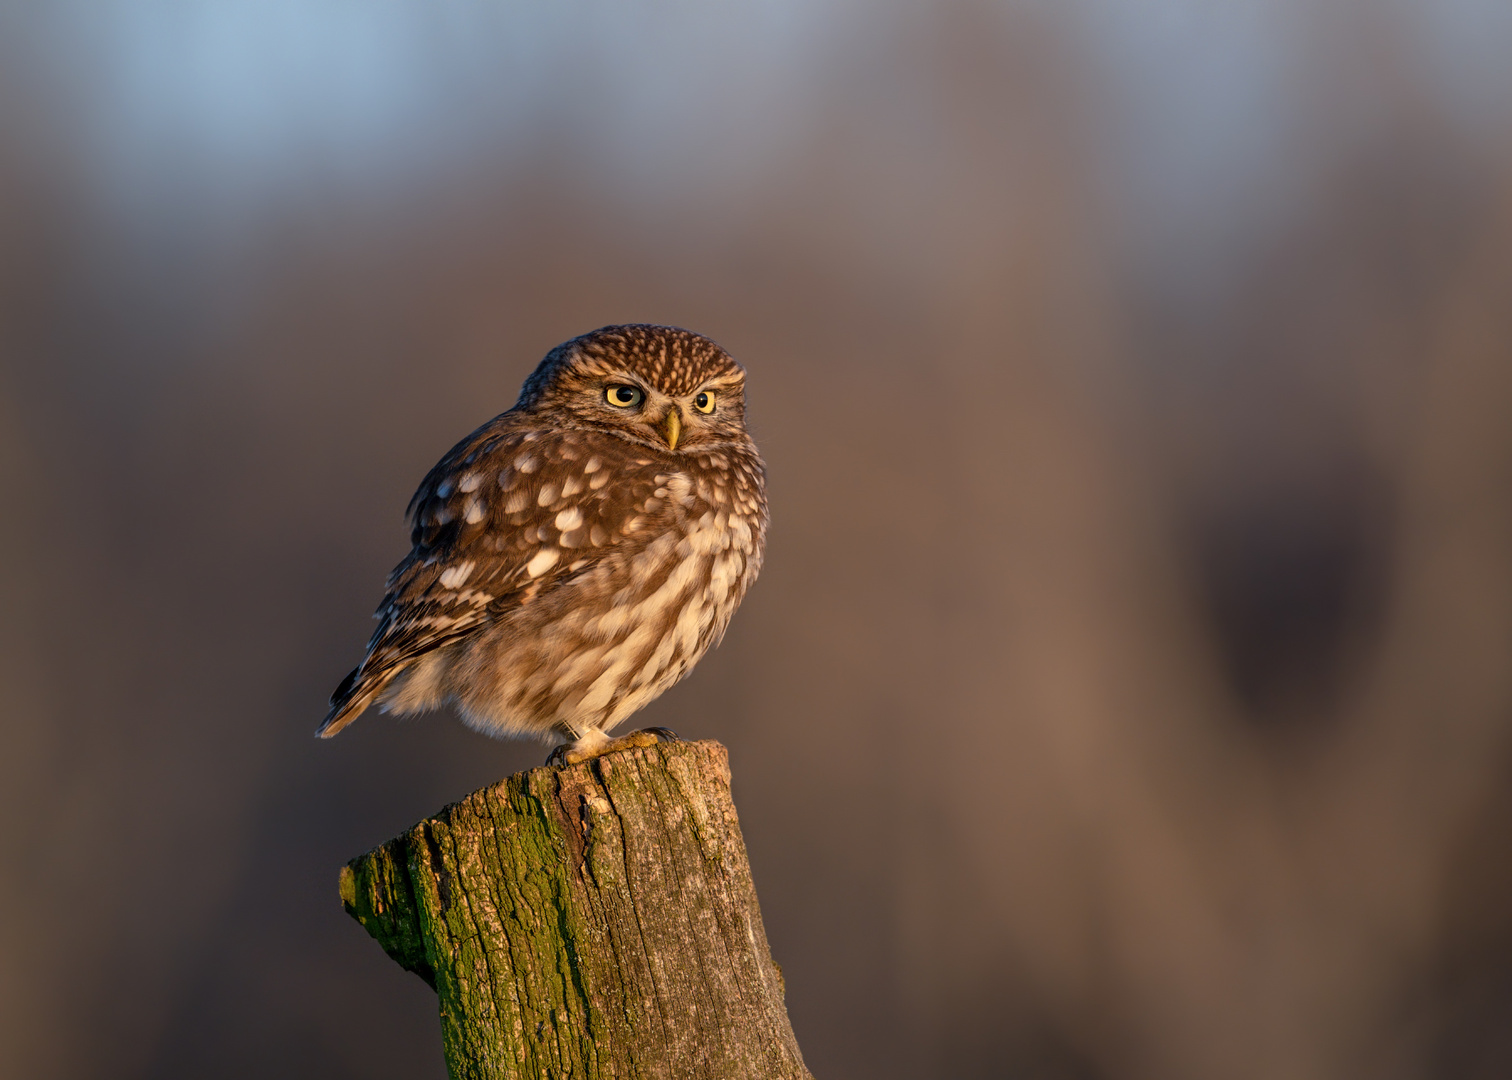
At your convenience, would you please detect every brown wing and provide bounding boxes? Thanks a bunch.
[318,416,675,736]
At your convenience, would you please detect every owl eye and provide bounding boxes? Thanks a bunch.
[605,385,644,408]
[693,391,716,414]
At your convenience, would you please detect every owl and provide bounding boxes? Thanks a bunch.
[318,325,768,765]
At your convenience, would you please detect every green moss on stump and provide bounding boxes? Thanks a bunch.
[342,739,811,1080]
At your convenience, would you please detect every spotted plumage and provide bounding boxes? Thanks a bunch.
[318,325,767,761]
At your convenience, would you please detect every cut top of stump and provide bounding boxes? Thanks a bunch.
[340,739,811,1080]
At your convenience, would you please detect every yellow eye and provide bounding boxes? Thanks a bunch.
[693,391,716,414]
[605,385,644,408]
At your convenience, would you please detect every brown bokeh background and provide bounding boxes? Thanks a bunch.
[3,3,1512,1078]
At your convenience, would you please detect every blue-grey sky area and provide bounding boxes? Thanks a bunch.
[13,1,1512,270]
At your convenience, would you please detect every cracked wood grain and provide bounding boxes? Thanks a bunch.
[340,739,811,1080]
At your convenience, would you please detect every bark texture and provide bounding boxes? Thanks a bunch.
[340,739,811,1080]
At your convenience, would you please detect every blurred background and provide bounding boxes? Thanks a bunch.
[2,1,1511,1077]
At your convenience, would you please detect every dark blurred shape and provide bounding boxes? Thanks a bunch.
[1194,475,1391,723]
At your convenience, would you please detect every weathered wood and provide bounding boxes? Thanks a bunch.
[340,739,812,1079]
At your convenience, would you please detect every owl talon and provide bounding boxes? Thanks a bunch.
[545,727,678,767]
[560,729,675,766]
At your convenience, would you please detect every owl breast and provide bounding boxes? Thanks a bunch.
[390,444,767,743]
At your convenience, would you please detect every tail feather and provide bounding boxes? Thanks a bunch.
[316,666,394,738]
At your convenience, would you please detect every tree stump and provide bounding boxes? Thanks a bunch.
[339,738,812,1079]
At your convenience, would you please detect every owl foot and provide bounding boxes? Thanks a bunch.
[547,726,681,767]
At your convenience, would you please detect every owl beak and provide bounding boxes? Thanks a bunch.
[659,407,682,451]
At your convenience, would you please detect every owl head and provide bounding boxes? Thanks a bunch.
[516,325,750,454]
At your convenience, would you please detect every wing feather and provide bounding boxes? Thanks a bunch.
[318,416,677,735]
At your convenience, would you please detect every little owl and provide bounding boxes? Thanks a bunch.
[317,325,767,764]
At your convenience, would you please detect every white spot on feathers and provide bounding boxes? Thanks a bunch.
[537,483,560,507]
[439,561,475,588]
[463,499,486,524]
[526,548,559,578]
[503,489,531,514]
[555,506,584,530]
[666,474,694,503]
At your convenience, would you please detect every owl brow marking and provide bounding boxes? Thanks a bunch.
[599,369,650,390]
